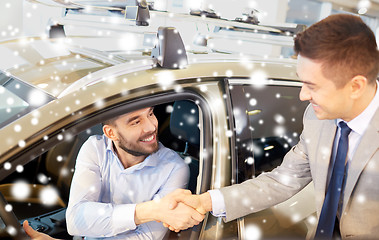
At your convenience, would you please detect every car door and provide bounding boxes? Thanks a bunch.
[227,78,317,239]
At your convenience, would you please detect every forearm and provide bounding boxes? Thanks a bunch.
[135,200,159,225]
[66,201,137,237]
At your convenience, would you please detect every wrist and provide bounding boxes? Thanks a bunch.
[199,192,212,212]
[135,201,158,225]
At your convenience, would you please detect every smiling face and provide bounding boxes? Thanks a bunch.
[107,107,159,158]
[297,55,354,121]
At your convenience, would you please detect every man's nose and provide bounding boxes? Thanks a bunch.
[143,118,156,132]
[299,85,311,102]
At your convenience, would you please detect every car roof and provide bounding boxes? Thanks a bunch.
[0,37,130,98]
[0,33,298,97]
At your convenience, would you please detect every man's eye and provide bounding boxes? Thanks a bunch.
[131,121,140,125]
[305,84,314,90]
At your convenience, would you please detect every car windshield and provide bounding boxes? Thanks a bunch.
[0,72,54,129]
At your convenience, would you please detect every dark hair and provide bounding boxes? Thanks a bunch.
[294,14,379,87]
[102,116,118,127]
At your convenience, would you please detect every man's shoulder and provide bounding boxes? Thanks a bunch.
[156,143,187,165]
[157,143,182,159]
[81,134,108,151]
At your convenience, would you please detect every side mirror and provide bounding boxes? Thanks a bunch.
[151,27,188,69]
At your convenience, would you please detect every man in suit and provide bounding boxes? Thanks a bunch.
[167,14,379,239]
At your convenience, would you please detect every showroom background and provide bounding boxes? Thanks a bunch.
[0,0,378,44]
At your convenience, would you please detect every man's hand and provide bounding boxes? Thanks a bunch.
[23,220,58,240]
[162,189,213,231]
[135,189,205,232]
[167,189,212,214]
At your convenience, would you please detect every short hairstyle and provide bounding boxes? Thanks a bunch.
[102,116,118,127]
[294,14,379,87]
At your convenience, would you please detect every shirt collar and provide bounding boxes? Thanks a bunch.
[337,81,379,135]
[105,136,161,172]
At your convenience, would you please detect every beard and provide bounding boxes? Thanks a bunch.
[117,131,159,157]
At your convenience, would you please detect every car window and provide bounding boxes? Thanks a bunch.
[0,216,5,231]
[229,80,308,183]
[0,73,54,129]
[0,85,28,125]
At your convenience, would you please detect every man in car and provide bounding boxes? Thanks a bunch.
[167,14,379,239]
[63,106,203,239]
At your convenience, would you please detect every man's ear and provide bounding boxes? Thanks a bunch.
[103,124,118,141]
[349,75,368,99]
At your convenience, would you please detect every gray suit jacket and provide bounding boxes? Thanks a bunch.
[220,104,379,239]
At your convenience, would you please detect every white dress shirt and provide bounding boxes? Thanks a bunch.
[66,135,190,239]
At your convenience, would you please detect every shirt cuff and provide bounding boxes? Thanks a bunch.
[208,189,226,217]
[112,204,137,233]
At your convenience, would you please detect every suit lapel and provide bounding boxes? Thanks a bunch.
[342,109,379,213]
[314,120,337,198]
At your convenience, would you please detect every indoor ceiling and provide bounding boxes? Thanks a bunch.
[319,0,379,16]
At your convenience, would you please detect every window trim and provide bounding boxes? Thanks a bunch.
[0,90,213,194]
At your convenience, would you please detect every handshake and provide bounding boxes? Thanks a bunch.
[22,189,213,240]
[136,189,213,232]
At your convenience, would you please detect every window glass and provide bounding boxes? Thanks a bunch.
[0,73,54,128]
[0,85,29,125]
[229,82,308,182]
[0,216,4,230]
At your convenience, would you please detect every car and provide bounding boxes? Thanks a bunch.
[0,21,316,240]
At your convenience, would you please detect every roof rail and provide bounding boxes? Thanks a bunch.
[151,27,188,69]
[259,23,306,35]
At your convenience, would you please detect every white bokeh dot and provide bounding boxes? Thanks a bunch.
[16,165,24,173]
[30,117,38,125]
[166,105,173,113]
[226,130,233,137]
[245,157,254,165]
[40,186,59,205]
[37,173,49,184]
[245,224,262,240]
[14,124,22,132]
[249,98,257,106]
[184,156,192,164]
[18,140,26,148]
[11,181,30,200]
[5,204,12,212]
[4,162,11,170]
[6,226,17,236]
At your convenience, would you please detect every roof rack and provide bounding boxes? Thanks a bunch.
[151,27,188,69]
[123,0,150,26]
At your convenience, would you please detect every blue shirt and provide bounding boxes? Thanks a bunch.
[66,135,190,239]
